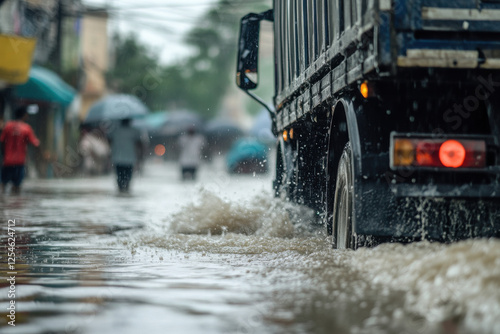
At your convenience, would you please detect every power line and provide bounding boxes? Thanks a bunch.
[84,0,270,12]
[114,11,203,23]
[112,10,239,25]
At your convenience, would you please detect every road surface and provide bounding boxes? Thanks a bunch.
[1,159,499,334]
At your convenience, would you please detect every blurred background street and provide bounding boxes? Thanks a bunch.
[1,1,500,334]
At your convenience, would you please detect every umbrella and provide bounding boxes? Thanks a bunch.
[250,109,275,144]
[84,94,149,124]
[132,111,169,132]
[158,110,204,136]
[204,118,245,153]
[226,138,268,174]
[204,118,244,139]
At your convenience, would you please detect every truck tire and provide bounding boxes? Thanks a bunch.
[332,143,356,249]
[273,143,285,197]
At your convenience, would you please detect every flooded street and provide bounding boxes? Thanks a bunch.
[1,159,500,334]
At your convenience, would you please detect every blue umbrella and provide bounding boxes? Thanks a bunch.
[132,111,169,132]
[84,94,149,124]
[226,138,268,174]
[250,109,275,143]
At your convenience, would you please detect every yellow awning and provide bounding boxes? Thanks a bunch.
[0,34,37,84]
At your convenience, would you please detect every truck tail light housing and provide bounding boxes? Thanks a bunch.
[392,137,486,169]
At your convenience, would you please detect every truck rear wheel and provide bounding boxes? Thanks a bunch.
[332,143,356,249]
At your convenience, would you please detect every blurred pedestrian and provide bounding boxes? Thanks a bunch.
[0,105,40,193]
[0,116,4,166]
[78,125,111,176]
[177,126,205,180]
[109,118,142,192]
[135,128,149,175]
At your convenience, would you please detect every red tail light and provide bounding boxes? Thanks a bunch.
[439,140,466,168]
[392,137,486,169]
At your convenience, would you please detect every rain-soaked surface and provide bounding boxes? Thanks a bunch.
[1,158,500,334]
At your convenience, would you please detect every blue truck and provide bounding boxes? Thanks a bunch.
[236,1,500,248]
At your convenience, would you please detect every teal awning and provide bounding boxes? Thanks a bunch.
[13,65,76,107]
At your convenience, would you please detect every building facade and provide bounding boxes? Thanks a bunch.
[0,0,110,178]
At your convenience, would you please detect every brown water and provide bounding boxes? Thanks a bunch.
[1,160,499,334]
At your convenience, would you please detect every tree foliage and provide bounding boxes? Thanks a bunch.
[107,0,272,118]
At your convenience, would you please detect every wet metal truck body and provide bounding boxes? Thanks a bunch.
[236,1,500,248]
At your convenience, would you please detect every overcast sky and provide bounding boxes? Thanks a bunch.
[82,0,214,65]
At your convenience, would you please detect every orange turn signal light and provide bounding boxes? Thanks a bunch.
[394,139,415,166]
[360,81,374,99]
[283,128,294,142]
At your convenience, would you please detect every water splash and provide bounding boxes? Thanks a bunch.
[168,189,317,238]
[352,239,500,333]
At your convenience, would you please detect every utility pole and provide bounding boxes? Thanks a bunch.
[52,0,63,74]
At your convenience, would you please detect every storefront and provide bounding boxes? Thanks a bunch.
[12,65,76,178]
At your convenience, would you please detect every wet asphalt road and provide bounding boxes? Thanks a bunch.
[1,159,500,334]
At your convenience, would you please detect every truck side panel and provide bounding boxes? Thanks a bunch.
[267,0,500,240]
[274,0,500,128]
[274,0,381,125]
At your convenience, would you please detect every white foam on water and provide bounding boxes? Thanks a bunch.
[352,239,500,333]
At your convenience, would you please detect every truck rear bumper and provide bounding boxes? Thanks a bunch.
[355,180,500,241]
[390,181,500,198]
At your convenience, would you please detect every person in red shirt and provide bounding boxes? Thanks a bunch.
[0,106,40,193]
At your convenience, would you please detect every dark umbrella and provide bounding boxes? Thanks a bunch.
[204,118,244,139]
[204,118,245,153]
[84,94,149,124]
[158,110,204,136]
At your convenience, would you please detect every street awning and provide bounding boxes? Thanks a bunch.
[13,65,76,107]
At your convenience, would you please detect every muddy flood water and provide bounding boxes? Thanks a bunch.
[1,159,499,334]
